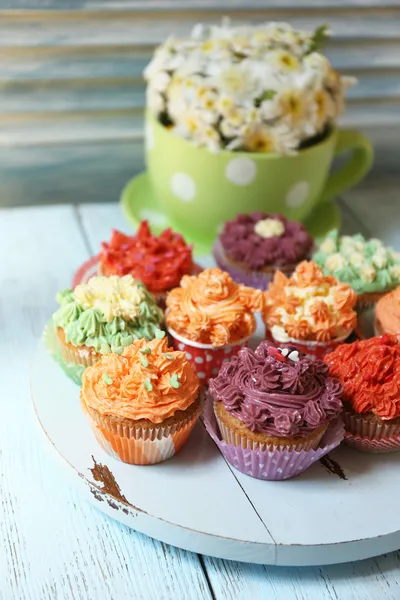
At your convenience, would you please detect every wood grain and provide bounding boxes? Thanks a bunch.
[0,205,212,600]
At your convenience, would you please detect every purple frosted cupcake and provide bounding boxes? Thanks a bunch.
[213,213,313,289]
[209,341,343,452]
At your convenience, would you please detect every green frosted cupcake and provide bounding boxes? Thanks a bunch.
[51,274,164,381]
[313,231,400,310]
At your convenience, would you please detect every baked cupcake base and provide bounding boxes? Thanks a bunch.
[265,328,351,361]
[167,325,250,383]
[82,395,203,465]
[356,291,387,313]
[213,239,296,290]
[56,327,101,369]
[204,399,344,480]
[214,401,327,451]
[342,403,400,453]
[44,323,87,384]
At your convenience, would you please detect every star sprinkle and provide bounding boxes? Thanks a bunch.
[144,378,153,391]
[102,373,113,385]
[155,329,166,339]
[140,355,149,368]
[139,347,151,354]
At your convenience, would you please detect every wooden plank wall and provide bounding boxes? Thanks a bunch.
[0,0,399,207]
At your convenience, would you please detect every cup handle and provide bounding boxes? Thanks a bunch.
[319,129,373,203]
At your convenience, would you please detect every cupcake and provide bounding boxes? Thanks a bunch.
[80,336,202,464]
[375,287,400,338]
[263,261,357,360]
[99,221,201,305]
[165,268,263,382]
[213,213,313,290]
[52,275,163,381]
[313,230,400,311]
[325,335,400,453]
[206,341,344,480]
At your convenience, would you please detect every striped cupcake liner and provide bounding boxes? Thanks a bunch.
[83,399,202,465]
[342,409,400,453]
[203,398,344,481]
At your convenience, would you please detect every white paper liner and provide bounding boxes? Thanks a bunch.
[342,408,400,453]
[203,399,345,481]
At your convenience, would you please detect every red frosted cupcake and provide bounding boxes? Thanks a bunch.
[213,213,313,290]
[325,335,400,453]
[99,221,201,305]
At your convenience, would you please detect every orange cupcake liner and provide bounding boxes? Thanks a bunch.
[215,407,327,452]
[83,401,202,465]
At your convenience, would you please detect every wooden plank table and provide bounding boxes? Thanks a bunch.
[1,194,400,599]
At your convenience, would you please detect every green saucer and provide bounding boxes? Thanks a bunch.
[120,172,341,256]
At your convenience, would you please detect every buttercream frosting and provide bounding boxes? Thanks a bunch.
[53,275,163,354]
[263,261,357,342]
[100,221,194,294]
[209,341,343,437]
[166,267,263,346]
[313,230,400,294]
[219,212,313,270]
[375,287,400,337]
[325,335,400,420]
[81,337,199,423]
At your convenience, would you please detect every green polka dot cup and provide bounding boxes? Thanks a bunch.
[145,112,373,247]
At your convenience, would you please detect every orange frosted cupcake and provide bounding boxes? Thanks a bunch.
[375,287,400,338]
[325,335,400,452]
[165,268,263,382]
[99,221,201,305]
[80,335,202,464]
[263,261,357,360]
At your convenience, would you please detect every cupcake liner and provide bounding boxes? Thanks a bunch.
[43,322,87,385]
[167,326,250,382]
[83,400,202,465]
[212,239,295,290]
[265,328,350,361]
[342,409,400,453]
[356,291,387,313]
[203,398,344,480]
[215,411,327,451]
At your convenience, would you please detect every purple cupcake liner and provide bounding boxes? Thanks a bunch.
[212,239,285,290]
[203,398,345,481]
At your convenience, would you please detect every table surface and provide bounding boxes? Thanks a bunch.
[2,192,400,600]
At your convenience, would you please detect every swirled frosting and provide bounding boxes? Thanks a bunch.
[375,287,400,336]
[263,261,357,342]
[166,267,263,346]
[313,230,400,294]
[209,341,343,436]
[219,213,313,270]
[325,335,400,420]
[81,337,200,423]
[100,221,194,294]
[53,275,163,354]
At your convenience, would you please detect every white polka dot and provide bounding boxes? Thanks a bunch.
[206,354,213,362]
[224,347,232,355]
[178,343,185,350]
[186,352,192,360]
[171,173,196,202]
[285,181,309,208]
[225,157,256,186]
[197,372,206,379]
[145,121,155,151]
[195,356,204,364]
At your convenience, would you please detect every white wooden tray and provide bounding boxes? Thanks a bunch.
[31,316,400,567]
